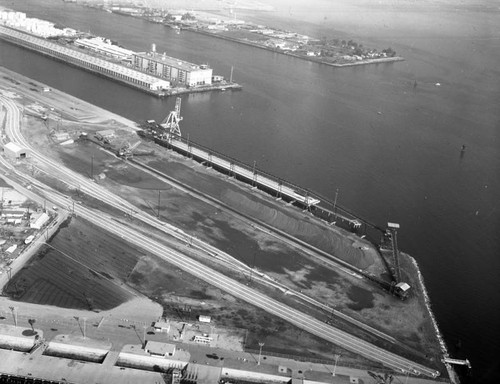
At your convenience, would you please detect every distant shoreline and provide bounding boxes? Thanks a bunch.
[184,27,404,68]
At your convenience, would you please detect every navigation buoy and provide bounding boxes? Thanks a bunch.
[461,144,466,152]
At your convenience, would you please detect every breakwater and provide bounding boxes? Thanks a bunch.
[410,255,459,383]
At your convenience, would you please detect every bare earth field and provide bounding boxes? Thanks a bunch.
[0,67,445,373]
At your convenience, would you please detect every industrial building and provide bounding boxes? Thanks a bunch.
[74,37,134,60]
[3,142,28,159]
[0,26,170,92]
[95,129,115,141]
[133,49,212,87]
[144,341,176,357]
[0,10,75,38]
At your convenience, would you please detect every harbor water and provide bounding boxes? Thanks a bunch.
[0,0,498,382]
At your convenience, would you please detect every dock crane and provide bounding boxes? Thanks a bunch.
[379,222,412,299]
[160,97,183,137]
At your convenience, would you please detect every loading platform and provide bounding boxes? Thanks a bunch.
[159,134,320,207]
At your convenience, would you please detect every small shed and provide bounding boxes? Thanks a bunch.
[395,282,411,299]
[145,341,176,357]
[53,132,70,142]
[395,282,411,292]
[4,142,28,159]
[198,315,211,323]
[153,321,170,333]
[95,129,115,140]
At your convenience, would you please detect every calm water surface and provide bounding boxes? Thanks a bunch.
[0,0,498,382]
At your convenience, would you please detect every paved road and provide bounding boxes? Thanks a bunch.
[0,95,440,379]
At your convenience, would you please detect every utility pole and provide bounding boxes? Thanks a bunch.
[90,155,94,179]
[332,353,341,376]
[157,190,161,218]
[9,306,17,327]
[333,188,339,221]
[257,342,265,365]
[250,252,257,282]
[83,317,86,339]
[252,160,257,187]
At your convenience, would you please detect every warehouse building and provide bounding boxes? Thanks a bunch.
[144,341,176,357]
[3,142,28,159]
[0,26,170,92]
[133,51,212,87]
[74,37,134,60]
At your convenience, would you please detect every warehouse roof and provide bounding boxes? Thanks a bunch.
[4,142,25,153]
[134,51,210,72]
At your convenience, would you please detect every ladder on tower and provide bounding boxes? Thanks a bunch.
[160,97,183,136]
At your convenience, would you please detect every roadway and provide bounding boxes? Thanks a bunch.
[0,95,440,379]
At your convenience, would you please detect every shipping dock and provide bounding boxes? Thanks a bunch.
[141,99,320,208]
[0,12,240,97]
[160,133,320,207]
[0,25,171,96]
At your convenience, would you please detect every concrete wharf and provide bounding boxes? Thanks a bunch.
[157,134,320,207]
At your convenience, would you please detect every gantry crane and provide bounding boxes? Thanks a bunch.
[160,97,183,137]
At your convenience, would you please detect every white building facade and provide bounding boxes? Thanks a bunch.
[133,52,212,87]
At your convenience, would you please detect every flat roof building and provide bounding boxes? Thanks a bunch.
[95,129,115,140]
[0,26,170,92]
[153,321,171,333]
[30,212,50,229]
[198,315,211,323]
[75,37,134,60]
[145,341,176,357]
[4,142,28,159]
[133,51,212,87]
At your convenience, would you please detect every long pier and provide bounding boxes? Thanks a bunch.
[144,125,384,235]
[156,134,320,207]
[0,25,239,97]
